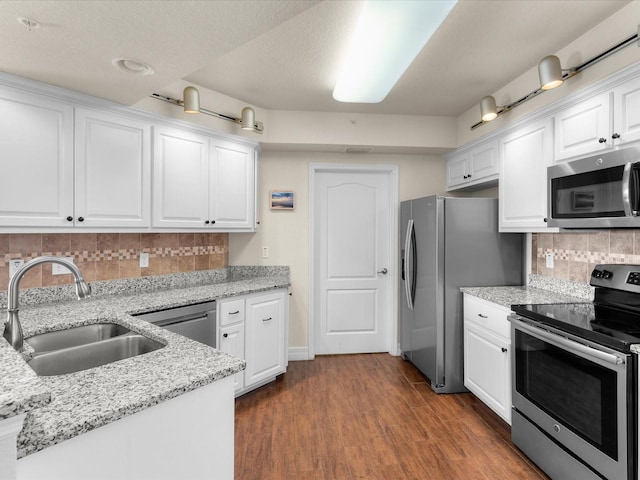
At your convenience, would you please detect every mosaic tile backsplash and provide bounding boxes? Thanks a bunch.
[532,230,640,284]
[0,233,228,291]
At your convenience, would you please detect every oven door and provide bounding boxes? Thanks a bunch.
[511,316,633,480]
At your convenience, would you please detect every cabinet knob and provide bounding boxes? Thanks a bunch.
[463,175,468,179]
[612,133,621,139]
[543,218,548,223]
[467,174,472,178]
[598,137,607,143]
[77,216,84,222]
[223,333,228,338]
[501,347,507,353]
[205,220,210,225]
[66,216,73,222]
[211,220,216,224]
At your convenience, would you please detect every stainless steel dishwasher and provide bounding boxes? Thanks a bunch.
[133,301,216,348]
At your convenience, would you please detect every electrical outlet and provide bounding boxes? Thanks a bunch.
[546,252,554,269]
[9,259,24,279]
[139,252,149,268]
[52,257,74,275]
[262,246,269,259]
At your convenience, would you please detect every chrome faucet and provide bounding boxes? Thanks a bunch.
[3,256,91,350]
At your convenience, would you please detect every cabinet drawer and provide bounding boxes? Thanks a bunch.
[463,294,511,339]
[219,298,245,326]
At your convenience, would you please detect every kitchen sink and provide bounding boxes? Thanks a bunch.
[27,334,165,376]
[26,323,132,353]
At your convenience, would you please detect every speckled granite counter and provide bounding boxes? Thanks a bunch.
[460,285,590,309]
[0,267,290,459]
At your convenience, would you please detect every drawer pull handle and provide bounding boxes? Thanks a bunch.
[501,347,507,353]
[229,310,240,315]
[478,314,488,319]
[263,317,272,322]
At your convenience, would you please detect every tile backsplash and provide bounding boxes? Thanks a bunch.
[0,233,228,291]
[532,230,640,284]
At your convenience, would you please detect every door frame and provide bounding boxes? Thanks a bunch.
[308,163,399,360]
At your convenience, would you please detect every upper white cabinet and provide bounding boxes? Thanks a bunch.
[152,125,210,229]
[554,76,640,162]
[75,108,151,228]
[499,117,555,232]
[553,91,611,162]
[209,139,255,230]
[446,139,498,191]
[152,126,256,231]
[0,86,74,227]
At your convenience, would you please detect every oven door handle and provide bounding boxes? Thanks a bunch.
[513,318,626,366]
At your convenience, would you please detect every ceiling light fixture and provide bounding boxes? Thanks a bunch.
[112,58,155,76]
[472,26,640,130]
[151,87,264,134]
[333,0,457,103]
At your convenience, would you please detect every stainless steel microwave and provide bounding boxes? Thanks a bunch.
[547,148,640,228]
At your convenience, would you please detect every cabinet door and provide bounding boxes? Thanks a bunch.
[469,140,498,180]
[613,76,640,147]
[0,86,74,227]
[554,91,611,162]
[499,117,555,232]
[446,152,469,189]
[219,322,245,393]
[152,126,210,228]
[245,291,286,387]
[464,321,511,424]
[75,108,151,227]
[209,139,255,230]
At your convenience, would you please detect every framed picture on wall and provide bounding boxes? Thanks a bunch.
[270,190,295,210]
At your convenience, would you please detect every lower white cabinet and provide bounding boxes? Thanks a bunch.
[463,294,512,424]
[217,289,288,396]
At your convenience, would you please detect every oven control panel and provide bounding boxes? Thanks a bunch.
[591,264,640,291]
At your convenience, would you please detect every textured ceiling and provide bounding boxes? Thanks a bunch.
[0,0,631,116]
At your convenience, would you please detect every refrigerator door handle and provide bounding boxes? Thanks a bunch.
[404,219,416,310]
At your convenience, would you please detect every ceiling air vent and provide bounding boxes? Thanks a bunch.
[345,147,374,154]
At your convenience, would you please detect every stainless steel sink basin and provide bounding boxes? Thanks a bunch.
[28,334,165,376]
[26,323,132,353]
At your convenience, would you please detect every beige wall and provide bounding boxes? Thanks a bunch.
[229,151,450,348]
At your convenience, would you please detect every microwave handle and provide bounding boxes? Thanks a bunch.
[623,162,640,216]
[623,162,633,216]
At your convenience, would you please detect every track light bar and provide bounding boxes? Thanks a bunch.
[471,27,639,130]
[151,89,264,134]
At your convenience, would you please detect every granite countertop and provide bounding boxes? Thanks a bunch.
[0,269,290,459]
[460,285,591,309]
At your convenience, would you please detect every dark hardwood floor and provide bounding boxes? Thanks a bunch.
[235,353,549,479]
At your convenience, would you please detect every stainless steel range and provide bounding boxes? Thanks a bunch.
[510,264,640,480]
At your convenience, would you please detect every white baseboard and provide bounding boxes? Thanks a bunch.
[288,347,310,361]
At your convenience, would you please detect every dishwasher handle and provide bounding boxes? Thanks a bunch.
[153,312,211,328]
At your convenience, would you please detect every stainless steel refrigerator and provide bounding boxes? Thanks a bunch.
[401,196,523,393]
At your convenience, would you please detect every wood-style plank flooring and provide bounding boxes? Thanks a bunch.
[235,353,549,479]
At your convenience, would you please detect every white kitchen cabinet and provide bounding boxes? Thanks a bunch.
[217,289,288,396]
[499,117,556,232]
[152,125,210,228]
[74,108,151,227]
[553,91,611,162]
[446,139,499,191]
[152,126,256,231]
[554,76,640,162]
[0,86,74,227]
[209,139,256,230]
[245,290,287,388]
[463,294,512,424]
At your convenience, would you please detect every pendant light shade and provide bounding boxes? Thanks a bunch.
[538,55,564,90]
[241,107,256,131]
[183,86,200,113]
[480,96,498,122]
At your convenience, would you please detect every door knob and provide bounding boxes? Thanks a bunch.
[377,268,388,275]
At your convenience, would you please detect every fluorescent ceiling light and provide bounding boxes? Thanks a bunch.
[333,0,457,103]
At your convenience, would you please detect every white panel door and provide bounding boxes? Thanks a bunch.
[313,168,393,354]
[614,76,640,147]
[219,322,245,393]
[152,126,209,228]
[0,86,74,227]
[209,139,255,230]
[75,108,151,227]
